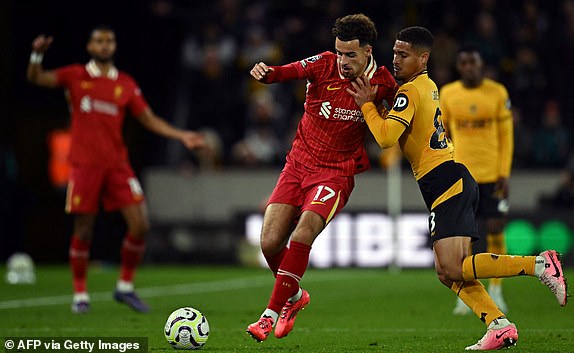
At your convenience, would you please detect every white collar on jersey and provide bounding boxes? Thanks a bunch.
[337,55,378,80]
[86,60,119,80]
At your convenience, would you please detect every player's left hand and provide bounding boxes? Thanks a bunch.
[347,76,377,108]
[494,177,509,199]
[181,131,206,150]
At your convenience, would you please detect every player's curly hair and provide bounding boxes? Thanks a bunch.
[332,13,377,47]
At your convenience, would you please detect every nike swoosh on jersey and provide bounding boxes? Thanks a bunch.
[310,201,326,205]
[327,84,342,91]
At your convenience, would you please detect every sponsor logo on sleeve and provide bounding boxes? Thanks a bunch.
[392,93,409,112]
[305,54,322,63]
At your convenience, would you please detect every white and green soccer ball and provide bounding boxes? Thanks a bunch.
[164,307,209,350]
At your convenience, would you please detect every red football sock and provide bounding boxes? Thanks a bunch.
[119,233,146,283]
[267,241,311,313]
[264,246,288,276]
[69,236,90,293]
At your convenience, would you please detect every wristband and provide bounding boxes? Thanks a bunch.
[30,52,43,64]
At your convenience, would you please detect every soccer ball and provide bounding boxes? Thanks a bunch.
[5,252,36,284]
[164,307,209,350]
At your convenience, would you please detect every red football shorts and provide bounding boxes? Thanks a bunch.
[65,163,145,214]
[267,160,355,224]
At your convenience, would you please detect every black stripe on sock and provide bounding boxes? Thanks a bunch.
[472,254,478,279]
[457,282,465,296]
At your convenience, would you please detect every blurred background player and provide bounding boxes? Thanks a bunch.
[440,45,514,314]
[245,14,398,342]
[26,25,204,313]
[348,26,567,350]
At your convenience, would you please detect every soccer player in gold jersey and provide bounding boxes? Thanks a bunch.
[347,26,567,350]
[441,45,513,314]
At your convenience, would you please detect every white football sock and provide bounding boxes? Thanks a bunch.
[262,309,278,323]
[73,292,90,303]
[489,317,510,329]
[534,256,546,277]
[289,288,303,303]
[116,280,134,292]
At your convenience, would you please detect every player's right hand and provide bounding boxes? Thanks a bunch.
[347,76,378,108]
[181,131,206,150]
[494,177,509,199]
[31,34,53,53]
[250,62,273,81]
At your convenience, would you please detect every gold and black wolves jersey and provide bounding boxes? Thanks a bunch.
[363,70,454,180]
[440,78,513,183]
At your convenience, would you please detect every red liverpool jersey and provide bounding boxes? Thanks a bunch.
[55,60,149,167]
[265,52,397,176]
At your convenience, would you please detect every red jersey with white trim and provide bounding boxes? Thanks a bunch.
[265,52,398,176]
[55,61,149,167]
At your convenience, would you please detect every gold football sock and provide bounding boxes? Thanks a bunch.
[462,253,536,280]
[487,233,507,286]
[451,280,505,325]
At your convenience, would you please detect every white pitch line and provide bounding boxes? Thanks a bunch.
[0,271,370,310]
[0,276,269,310]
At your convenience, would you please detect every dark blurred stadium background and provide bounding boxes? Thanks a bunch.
[1,0,573,266]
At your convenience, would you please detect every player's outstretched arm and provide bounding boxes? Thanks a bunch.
[138,108,205,150]
[27,34,58,88]
[249,61,301,83]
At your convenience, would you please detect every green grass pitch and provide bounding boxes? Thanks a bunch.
[1,265,572,352]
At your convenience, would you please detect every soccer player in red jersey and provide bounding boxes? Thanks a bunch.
[27,26,204,314]
[246,14,398,341]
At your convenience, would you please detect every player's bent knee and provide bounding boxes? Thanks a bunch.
[436,272,453,288]
[129,222,150,238]
[441,264,464,282]
[260,237,283,256]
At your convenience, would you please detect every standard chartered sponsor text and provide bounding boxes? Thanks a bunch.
[333,107,364,122]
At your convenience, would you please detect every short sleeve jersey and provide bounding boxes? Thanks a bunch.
[55,61,149,167]
[387,71,454,180]
[282,52,398,176]
[440,78,513,183]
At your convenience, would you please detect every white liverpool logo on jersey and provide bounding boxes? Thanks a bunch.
[79,95,119,116]
[320,101,332,119]
[80,96,92,113]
